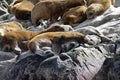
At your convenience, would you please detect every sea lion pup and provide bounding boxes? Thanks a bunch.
[8,0,40,20]
[0,25,65,54]
[0,21,25,36]
[31,0,86,26]
[86,0,115,19]
[28,32,88,53]
[62,5,87,27]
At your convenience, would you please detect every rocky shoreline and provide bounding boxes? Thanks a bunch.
[0,0,120,80]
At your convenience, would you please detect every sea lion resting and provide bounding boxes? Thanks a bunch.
[8,0,40,20]
[62,0,115,26]
[31,0,86,26]
[0,25,65,54]
[62,5,87,27]
[27,32,88,53]
[0,21,25,36]
[86,0,115,19]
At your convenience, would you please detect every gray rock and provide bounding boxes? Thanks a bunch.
[0,51,16,61]
[0,1,120,80]
[0,46,107,80]
[115,0,120,7]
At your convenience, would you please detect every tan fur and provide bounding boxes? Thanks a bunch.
[0,25,65,53]
[31,0,86,26]
[0,21,25,36]
[62,5,87,27]
[28,32,88,53]
[8,0,40,20]
[86,0,115,19]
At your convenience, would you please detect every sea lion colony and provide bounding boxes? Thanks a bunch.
[0,0,115,54]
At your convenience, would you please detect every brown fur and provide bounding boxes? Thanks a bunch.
[28,32,88,53]
[0,25,65,53]
[31,0,86,26]
[0,21,25,36]
[8,0,40,20]
[86,0,115,19]
[62,5,87,27]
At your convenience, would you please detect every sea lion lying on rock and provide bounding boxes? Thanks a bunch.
[62,5,87,27]
[8,0,40,20]
[0,25,65,54]
[62,0,115,25]
[27,32,88,53]
[31,0,86,26]
[86,0,115,19]
[0,21,25,36]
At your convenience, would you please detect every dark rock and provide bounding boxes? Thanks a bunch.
[0,46,107,80]
[0,51,16,61]
[0,9,6,16]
